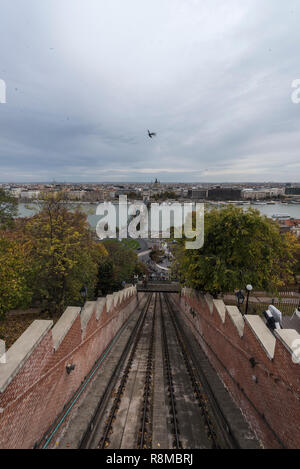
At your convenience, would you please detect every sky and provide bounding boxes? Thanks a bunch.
[0,0,300,183]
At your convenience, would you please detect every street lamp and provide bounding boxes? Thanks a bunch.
[245,284,253,314]
[236,290,245,311]
[80,286,88,310]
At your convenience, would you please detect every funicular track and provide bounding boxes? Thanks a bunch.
[162,293,240,449]
[97,292,156,449]
[79,293,154,449]
[137,294,156,449]
[159,293,182,449]
[162,294,220,448]
[59,292,240,449]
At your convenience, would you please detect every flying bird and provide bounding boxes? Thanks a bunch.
[148,130,157,139]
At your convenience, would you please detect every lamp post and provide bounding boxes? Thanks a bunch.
[236,290,245,312]
[80,285,88,311]
[245,284,253,314]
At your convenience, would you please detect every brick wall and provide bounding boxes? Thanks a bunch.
[0,287,139,449]
[174,289,300,449]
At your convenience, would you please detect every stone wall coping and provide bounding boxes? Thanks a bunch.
[245,315,276,360]
[226,305,245,337]
[213,299,226,323]
[275,329,300,362]
[0,320,53,393]
[52,307,81,351]
[96,298,106,320]
[80,301,96,331]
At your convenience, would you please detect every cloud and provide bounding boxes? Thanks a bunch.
[0,0,300,182]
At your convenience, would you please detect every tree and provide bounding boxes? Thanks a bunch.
[150,246,164,263]
[153,191,177,201]
[0,234,33,319]
[101,240,140,292]
[23,193,108,315]
[96,257,115,295]
[0,189,17,229]
[172,206,298,296]
[285,232,300,285]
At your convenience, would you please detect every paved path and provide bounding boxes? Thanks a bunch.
[224,294,300,305]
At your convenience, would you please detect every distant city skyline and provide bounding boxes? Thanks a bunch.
[1,1,300,183]
[1,181,299,187]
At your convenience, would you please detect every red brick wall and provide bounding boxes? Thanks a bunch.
[173,292,300,449]
[0,293,139,449]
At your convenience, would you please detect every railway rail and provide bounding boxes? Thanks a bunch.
[164,293,241,449]
[79,293,153,449]
[49,292,243,449]
[137,294,156,449]
[159,293,181,449]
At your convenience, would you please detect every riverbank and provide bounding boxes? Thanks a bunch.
[17,201,300,229]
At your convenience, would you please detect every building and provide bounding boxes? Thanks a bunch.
[67,190,87,200]
[19,190,41,199]
[187,189,208,200]
[278,218,300,238]
[242,188,284,200]
[9,187,22,197]
[207,188,242,201]
[286,187,300,195]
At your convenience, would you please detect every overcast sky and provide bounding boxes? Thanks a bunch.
[0,0,300,183]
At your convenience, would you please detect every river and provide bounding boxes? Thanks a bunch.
[17,202,300,230]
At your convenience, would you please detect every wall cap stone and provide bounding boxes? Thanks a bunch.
[226,306,245,337]
[113,291,121,307]
[204,294,214,314]
[245,315,276,360]
[0,340,6,364]
[213,299,226,323]
[0,320,53,393]
[275,329,300,362]
[81,302,96,331]
[106,295,114,313]
[96,298,106,321]
[52,307,81,351]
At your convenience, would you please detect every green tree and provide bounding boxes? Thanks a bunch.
[0,234,33,319]
[96,257,115,295]
[0,189,17,229]
[153,191,177,201]
[24,193,108,315]
[101,240,140,291]
[172,206,298,296]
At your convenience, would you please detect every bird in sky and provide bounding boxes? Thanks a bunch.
[148,129,157,138]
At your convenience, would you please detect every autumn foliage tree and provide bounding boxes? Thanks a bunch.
[172,206,299,297]
[22,193,109,315]
[0,192,142,319]
[0,188,17,230]
[0,234,33,319]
